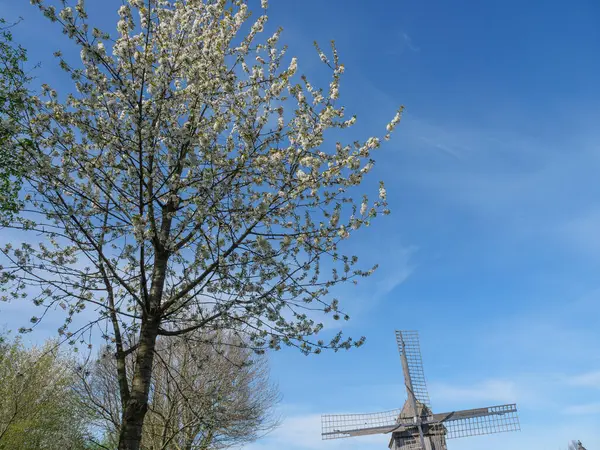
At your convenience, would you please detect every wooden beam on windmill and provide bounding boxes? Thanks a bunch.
[321,330,520,450]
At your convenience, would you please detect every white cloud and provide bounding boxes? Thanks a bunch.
[418,136,463,159]
[448,422,600,450]
[385,31,420,56]
[390,113,600,259]
[373,245,416,296]
[243,413,385,450]
[567,371,600,389]
[564,403,600,415]
[315,239,415,332]
[561,210,600,254]
[430,379,519,406]
[401,32,420,53]
[479,303,600,370]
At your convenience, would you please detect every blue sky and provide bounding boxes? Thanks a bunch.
[2,0,600,449]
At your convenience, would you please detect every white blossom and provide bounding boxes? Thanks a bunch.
[343,116,356,127]
[289,57,298,74]
[360,201,368,215]
[366,137,380,149]
[384,107,403,140]
[296,169,308,181]
[59,6,73,21]
[360,162,373,173]
[75,0,85,15]
[337,225,350,239]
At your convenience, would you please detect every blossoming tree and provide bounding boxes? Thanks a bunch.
[2,0,402,448]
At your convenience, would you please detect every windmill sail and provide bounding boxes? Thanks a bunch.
[321,409,408,439]
[396,330,429,448]
[437,404,520,439]
[322,404,520,441]
[396,330,431,408]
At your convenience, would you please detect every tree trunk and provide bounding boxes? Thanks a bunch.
[118,315,160,450]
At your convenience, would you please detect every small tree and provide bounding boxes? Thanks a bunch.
[80,331,280,449]
[0,334,90,449]
[3,1,402,448]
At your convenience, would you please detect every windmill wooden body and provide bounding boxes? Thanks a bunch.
[321,330,520,450]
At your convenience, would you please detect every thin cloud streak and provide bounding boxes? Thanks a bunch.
[567,371,600,389]
[564,403,600,415]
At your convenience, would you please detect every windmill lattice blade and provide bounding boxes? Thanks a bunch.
[321,409,403,440]
[395,330,431,407]
[432,404,517,422]
[441,404,520,439]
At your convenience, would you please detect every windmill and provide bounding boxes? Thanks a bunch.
[321,330,520,449]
